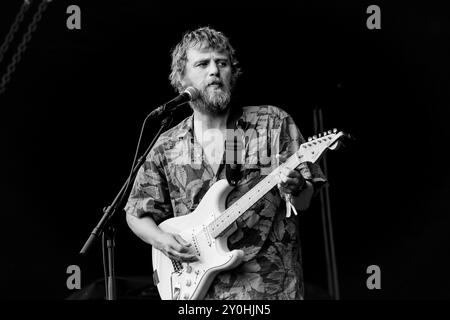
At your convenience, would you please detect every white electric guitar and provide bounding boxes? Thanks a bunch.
[152,129,347,300]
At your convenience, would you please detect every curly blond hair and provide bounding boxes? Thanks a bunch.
[169,26,242,93]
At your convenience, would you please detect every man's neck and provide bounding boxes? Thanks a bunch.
[192,108,229,173]
[193,109,230,132]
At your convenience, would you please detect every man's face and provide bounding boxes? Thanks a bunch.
[181,43,232,114]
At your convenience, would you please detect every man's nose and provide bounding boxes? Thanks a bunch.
[208,61,219,76]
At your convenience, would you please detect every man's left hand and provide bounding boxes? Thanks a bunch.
[276,154,306,196]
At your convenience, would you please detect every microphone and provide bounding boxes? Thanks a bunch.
[148,87,199,119]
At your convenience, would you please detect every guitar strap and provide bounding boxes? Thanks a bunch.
[224,118,244,186]
[225,139,242,186]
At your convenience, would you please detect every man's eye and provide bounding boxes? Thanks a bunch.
[218,61,228,67]
[197,62,208,67]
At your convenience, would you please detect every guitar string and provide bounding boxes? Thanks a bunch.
[207,134,337,237]
[208,153,301,238]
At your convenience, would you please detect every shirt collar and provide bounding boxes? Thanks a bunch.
[175,105,244,140]
[175,114,194,140]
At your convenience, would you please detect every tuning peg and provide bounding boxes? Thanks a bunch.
[327,130,332,135]
[307,137,312,142]
[333,128,337,133]
[313,135,317,140]
[318,133,322,137]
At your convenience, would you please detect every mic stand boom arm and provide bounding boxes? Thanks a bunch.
[79,114,174,300]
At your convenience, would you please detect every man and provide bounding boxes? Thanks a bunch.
[125,26,326,299]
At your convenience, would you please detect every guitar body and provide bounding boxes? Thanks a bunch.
[150,130,346,300]
[152,179,245,300]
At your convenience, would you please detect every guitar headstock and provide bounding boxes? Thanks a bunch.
[298,129,348,163]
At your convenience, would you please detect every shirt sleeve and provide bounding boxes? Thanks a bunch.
[124,146,173,224]
[278,113,327,191]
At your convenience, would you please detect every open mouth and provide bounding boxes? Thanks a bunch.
[208,81,222,88]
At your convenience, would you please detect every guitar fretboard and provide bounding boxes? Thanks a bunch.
[207,153,302,238]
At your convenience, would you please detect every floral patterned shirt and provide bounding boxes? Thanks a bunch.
[125,105,326,300]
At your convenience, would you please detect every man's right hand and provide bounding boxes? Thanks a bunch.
[125,214,198,262]
[154,232,198,262]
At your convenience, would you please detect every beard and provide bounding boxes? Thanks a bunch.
[190,85,231,115]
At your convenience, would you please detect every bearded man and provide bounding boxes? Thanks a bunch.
[125,26,326,300]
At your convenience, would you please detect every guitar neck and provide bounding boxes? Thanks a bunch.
[207,153,302,238]
[206,129,344,238]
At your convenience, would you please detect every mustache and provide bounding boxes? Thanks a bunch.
[207,79,223,86]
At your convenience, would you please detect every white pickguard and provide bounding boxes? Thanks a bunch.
[152,180,244,300]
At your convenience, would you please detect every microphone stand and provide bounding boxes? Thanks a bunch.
[79,114,174,300]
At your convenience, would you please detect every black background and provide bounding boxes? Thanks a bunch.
[1,0,449,300]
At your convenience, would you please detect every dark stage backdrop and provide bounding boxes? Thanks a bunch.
[1,0,449,300]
